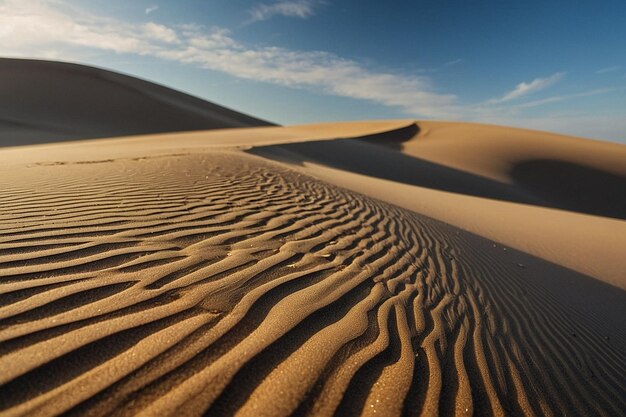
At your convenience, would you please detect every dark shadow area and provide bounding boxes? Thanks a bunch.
[0,58,275,147]
[511,159,626,220]
[252,139,548,206]
[253,138,626,220]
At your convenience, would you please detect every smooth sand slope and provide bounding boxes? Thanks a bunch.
[0,58,272,147]
[0,119,624,417]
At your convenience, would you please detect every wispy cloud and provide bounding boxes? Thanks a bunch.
[444,59,462,67]
[158,25,458,117]
[0,0,456,118]
[145,5,159,14]
[513,88,616,109]
[488,72,566,104]
[246,0,322,23]
[596,66,620,74]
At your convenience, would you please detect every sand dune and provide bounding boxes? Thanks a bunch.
[0,58,272,147]
[0,60,625,416]
[254,121,626,287]
[258,120,626,218]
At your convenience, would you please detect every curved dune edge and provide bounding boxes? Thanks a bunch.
[0,119,416,157]
[0,139,624,416]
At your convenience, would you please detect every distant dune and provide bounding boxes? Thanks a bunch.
[0,58,273,147]
[0,59,624,416]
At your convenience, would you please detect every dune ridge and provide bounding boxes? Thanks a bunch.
[0,147,624,416]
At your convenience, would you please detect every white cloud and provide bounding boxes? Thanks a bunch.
[0,0,457,118]
[0,0,159,54]
[488,72,566,104]
[247,0,322,23]
[145,5,159,15]
[142,22,179,44]
[596,66,620,74]
[160,27,458,117]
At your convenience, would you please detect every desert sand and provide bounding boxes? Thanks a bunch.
[0,60,624,416]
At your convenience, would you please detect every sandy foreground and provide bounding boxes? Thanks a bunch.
[0,62,625,416]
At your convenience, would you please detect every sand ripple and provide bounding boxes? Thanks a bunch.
[0,152,624,416]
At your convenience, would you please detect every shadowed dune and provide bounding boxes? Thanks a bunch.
[0,58,273,147]
[258,136,547,207]
[394,122,626,219]
[261,122,626,220]
[510,159,626,220]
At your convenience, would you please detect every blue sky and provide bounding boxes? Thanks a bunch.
[1,0,625,141]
